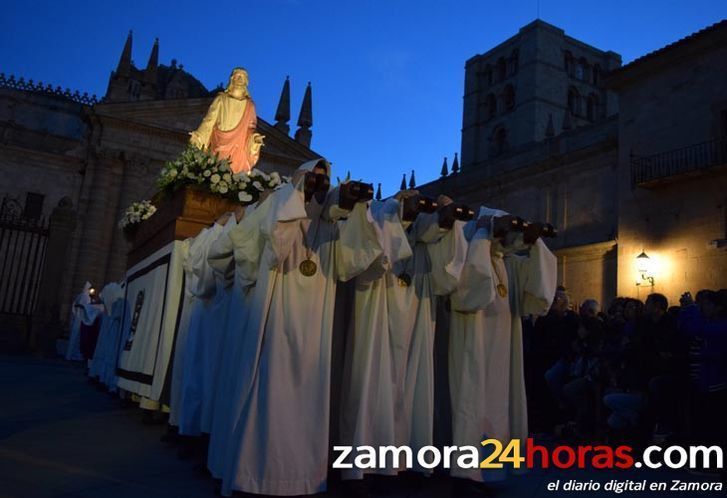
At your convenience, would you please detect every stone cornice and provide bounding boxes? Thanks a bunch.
[0,142,85,166]
[421,121,618,196]
[553,240,617,258]
[605,20,727,90]
[93,97,321,161]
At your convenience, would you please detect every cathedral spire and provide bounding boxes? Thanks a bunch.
[451,153,460,175]
[116,30,133,76]
[400,174,407,191]
[274,76,291,134]
[376,183,382,201]
[144,38,159,83]
[440,157,449,177]
[294,82,313,148]
[409,169,416,189]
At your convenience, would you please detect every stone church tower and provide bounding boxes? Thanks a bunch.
[420,20,624,306]
[105,31,210,102]
[460,20,621,173]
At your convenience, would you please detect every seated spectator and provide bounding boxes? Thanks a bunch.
[562,317,605,439]
[636,294,688,440]
[579,299,600,320]
[541,289,580,428]
[603,297,649,439]
[622,298,644,337]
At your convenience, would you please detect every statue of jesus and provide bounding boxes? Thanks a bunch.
[189,67,264,174]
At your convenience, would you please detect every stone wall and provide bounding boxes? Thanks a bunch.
[613,37,727,304]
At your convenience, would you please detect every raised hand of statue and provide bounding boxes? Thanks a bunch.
[189,131,206,149]
[250,133,265,156]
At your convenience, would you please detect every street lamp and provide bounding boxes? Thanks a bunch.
[636,251,654,287]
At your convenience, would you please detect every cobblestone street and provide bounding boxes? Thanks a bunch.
[0,355,721,498]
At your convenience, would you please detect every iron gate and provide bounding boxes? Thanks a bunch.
[0,198,49,318]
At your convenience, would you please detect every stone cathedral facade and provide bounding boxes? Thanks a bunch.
[0,32,319,339]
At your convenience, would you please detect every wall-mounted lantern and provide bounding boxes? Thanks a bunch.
[636,251,655,287]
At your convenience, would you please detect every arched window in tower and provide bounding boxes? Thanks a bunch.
[567,86,580,116]
[478,63,493,89]
[486,93,497,120]
[503,84,515,112]
[491,125,508,157]
[586,93,599,121]
[127,80,141,100]
[593,64,601,86]
[508,49,519,76]
[575,57,588,81]
[564,51,574,77]
[496,57,506,82]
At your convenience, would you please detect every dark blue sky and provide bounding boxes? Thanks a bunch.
[2,1,725,195]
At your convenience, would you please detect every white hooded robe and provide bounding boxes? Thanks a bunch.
[222,160,382,496]
[339,206,468,479]
[448,208,557,482]
[65,282,91,361]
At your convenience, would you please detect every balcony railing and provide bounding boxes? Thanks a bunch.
[631,138,727,187]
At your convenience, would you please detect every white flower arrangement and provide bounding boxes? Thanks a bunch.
[118,200,157,232]
[157,145,286,205]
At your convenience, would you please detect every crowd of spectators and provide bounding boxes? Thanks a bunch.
[523,287,727,456]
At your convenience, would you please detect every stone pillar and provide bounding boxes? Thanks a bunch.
[31,197,77,354]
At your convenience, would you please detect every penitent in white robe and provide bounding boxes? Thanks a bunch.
[222,161,382,497]
[176,224,224,436]
[338,198,412,479]
[339,205,468,479]
[102,294,129,392]
[65,282,91,361]
[448,209,557,483]
[88,281,125,385]
[206,202,265,479]
[167,238,196,427]
[394,213,467,469]
[199,216,237,434]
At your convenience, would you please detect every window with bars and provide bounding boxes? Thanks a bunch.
[23,192,44,220]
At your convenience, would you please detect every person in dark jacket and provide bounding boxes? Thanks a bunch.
[680,290,727,453]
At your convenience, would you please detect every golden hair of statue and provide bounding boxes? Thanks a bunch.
[189,68,265,174]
